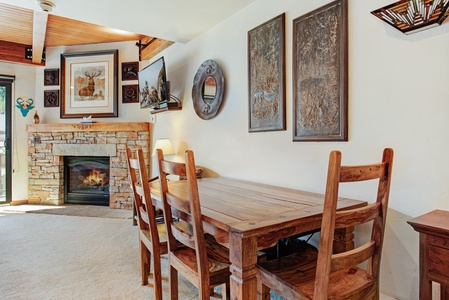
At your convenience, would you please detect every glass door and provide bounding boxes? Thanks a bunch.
[0,79,12,204]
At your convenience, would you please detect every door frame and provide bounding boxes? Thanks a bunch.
[0,76,14,204]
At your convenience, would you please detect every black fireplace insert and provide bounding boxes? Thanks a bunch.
[64,156,110,206]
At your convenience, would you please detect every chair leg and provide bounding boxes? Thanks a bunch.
[140,241,151,285]
[199,283,210,300]
[169,266,178,300]
[223,283,230,300]
[153,253,163,300]
[257,278,270,300]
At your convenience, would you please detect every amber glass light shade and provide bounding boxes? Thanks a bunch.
[371,0,449,34]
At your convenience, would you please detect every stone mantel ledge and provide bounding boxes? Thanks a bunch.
[27,122,149,133]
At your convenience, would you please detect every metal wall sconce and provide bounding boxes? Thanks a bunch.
[371,0,449,34]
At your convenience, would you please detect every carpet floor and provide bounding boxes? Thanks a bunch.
[0,204,133,219]
[0,206,227,300]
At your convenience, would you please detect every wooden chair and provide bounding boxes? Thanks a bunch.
[156,148,231,300]
[256,148,394,300]
[126,147,167,300]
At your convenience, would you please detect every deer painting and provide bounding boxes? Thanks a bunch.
[78,70,102,99]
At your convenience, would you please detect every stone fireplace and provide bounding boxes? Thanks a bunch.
[27,122,150,209]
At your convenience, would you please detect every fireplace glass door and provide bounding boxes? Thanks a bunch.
[64,156,110,206]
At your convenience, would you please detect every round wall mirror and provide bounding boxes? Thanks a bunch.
[192,60,224,120]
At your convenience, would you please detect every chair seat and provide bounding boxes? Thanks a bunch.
[171,246,231,286]
[258,242,376,299]
[140,223,169,245]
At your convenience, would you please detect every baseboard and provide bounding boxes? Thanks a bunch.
[10,200,28,206]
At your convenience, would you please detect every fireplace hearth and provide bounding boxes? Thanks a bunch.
[64,156,110,206]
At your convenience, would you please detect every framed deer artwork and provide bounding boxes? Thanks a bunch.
[60,49,118,118]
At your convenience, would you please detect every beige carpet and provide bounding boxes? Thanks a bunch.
[0,204,133,219]
[0,207,228,300]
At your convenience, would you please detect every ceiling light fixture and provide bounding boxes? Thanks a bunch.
[371,0,449,34]
[36,0,56,13]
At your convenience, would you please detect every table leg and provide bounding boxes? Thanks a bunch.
[229,233,258,300]
[334,226,355,253]
[419,233,432,300]
[441,285,449,300]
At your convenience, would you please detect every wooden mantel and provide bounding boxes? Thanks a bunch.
[27,122,149,133]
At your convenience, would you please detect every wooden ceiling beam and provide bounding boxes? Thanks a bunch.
[32,11,48,64]
[0,40,44,66]
[139,37,174,61]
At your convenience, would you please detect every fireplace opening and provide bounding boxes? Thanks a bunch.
[64,156,110,206]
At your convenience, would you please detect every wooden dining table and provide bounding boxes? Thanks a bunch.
[149,176,366,300]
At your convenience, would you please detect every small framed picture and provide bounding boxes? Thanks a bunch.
[44,68,59,86]
[121,62,139,81]
[44,90,59,107]
[122,84,139,103]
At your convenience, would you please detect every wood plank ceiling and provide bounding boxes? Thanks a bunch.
[0,2,173,66]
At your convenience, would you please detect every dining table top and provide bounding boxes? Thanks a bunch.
[149,176,366,245]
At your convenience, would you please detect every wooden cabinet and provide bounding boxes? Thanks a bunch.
[408,210,449,300]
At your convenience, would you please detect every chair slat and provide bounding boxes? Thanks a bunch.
[167,193,191,214]
[129,157,139,169]
[171,223,196,249]
[330,241,376,272]
[134,183,144,197]
[339,163,387,182]
[334,202,380,229]
[161,160,187,177]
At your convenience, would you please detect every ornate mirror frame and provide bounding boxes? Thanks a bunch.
[192,60,224,120]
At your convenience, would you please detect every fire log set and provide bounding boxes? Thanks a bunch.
[77,169,109,191]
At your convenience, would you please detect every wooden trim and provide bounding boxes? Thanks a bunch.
[32,11,48,64]
[10,200,28,206]
[140,37,174,61]
[26,122,150,133]
[0,40,45,66]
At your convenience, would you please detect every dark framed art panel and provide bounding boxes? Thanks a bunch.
[293,0,348,141]
[60,49,118,118]
[121,62,139,81]
[44,68,59,86]
[248,13,286,132]
[122,84,139,103]
[44,90,59,107]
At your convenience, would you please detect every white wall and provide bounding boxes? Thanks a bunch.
[148,0,449,299]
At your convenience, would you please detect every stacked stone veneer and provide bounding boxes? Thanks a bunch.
[27,122,150,209]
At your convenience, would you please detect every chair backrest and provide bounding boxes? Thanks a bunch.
[156,149,210,286]
[126,147,160,245]
[314,148,394,299]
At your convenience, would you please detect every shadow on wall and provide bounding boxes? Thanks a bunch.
[380,208,438,299]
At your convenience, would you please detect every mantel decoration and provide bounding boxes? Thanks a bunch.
[293,0,348,141]
[248,13,286,132]
[60,49,118,118]
[371,0,449,35]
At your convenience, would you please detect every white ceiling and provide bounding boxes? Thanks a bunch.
[0,0,257,43]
